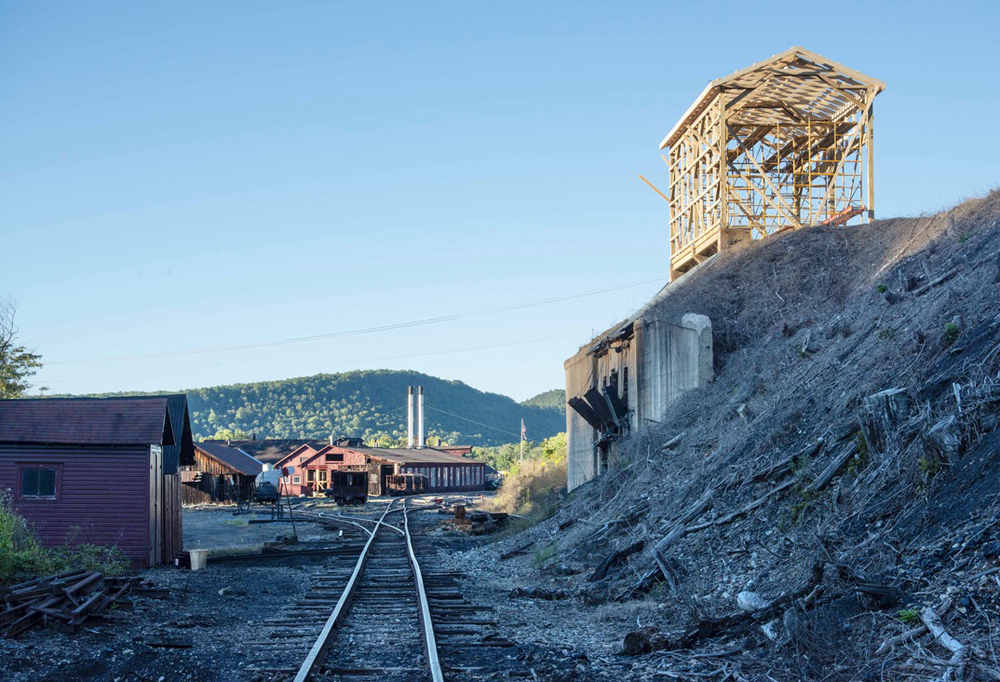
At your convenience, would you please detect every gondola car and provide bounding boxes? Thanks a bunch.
[385,473,428,496]
[325,470,369,506]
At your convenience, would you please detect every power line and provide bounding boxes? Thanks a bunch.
[423,404,522,439]
[40,336,567,385]
[48,274,667,366]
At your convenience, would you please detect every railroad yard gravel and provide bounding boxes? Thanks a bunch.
[1,504,660,681]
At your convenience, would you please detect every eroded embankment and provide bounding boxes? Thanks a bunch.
[459,190,1000,681]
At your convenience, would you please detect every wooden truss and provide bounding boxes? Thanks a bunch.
[654,47,885,280]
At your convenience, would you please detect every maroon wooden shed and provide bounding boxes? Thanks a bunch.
[0,398,185,568]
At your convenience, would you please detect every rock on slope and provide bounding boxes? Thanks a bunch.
[478,191,1000,681]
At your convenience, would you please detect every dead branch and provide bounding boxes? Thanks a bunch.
[920,605,967,681]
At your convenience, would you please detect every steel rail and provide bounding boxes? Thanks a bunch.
[403,498,445,682]
[292,499,397,682]
[329,510,405,535]
[293,510,374,538]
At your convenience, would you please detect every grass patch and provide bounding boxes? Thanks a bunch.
[896,608,920,625]
[531,545,559,570]
[943,322,960,347]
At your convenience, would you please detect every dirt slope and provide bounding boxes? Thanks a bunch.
[470,190,1000,681]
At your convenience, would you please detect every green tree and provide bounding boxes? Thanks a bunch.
[0,297,42,398]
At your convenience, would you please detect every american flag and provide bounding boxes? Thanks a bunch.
[521,419,526,442]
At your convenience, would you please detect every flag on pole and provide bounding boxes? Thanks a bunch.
[521,419,526,441]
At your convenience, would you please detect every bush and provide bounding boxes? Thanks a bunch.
[484,456,567,521]
[0,490,53,581]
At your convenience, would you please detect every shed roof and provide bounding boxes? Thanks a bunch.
[660,46,885,149]
[106,394,195,473]
[194,442,264,476]
[0,398,174,446]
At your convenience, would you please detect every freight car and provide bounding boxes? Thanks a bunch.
[325,470,368,506]
[385,473,428,496]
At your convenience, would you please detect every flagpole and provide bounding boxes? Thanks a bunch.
[520,418,525,465]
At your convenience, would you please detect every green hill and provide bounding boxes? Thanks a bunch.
[520,389,566,413]
[119,370,564,447]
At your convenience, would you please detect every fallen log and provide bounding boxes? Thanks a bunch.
[621,562,827,654]
[913,266,961,296]
[687,479,797,533]
[750,440,823,483]
[803,442,859,494]
[588,540,645,582]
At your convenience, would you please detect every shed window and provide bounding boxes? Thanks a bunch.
[20,465,58,499]
[325,453,344,462]
[292,475,301,484]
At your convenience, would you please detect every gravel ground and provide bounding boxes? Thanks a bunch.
[0,502,658,682]
[0,507,345,682]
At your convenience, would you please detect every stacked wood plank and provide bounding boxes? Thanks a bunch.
[0,570,139,638]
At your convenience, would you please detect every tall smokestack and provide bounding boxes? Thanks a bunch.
[417,386,425,448]
[407,386,415,448]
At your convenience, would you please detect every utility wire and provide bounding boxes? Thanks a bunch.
[40,336,566,385]
[423,404,522,439]
[48,274,667,366]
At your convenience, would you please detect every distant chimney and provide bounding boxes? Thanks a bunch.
[329,434,334,446]
[417,386,425,449]
[407,386,415,448]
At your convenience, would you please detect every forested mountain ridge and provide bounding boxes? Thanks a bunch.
[77,370,565,447]
[519,389,566,413]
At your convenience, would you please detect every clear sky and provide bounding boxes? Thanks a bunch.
[3,1,998,401]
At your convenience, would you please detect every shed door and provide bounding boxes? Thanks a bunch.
[149,445,163,566]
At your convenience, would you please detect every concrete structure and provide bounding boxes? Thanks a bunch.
[565,267,715,490]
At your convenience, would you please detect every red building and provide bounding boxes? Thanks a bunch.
[321,439,487,496]
[0,397,190,568]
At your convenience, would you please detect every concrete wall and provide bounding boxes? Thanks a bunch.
[564,347,597,491]
[565,312,712,491]
[635,313,713,426]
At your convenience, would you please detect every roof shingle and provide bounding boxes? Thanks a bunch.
[0,398,174,446]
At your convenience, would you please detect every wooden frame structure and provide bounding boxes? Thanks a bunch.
[649,47,885,280]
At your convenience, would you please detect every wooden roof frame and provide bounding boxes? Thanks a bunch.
[660,46,885,150]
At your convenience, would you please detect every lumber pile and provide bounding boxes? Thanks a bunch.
[0,570,140,638]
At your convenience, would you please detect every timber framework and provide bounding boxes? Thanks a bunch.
[645,47,885,280]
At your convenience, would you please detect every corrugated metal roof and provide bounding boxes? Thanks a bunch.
[347,446,483,466]
[194,442,263,476]
[0,398,174,446]
[218,439,329,464]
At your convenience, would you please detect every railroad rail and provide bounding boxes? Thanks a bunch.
[260,499,444,681]
[248,499,514,681]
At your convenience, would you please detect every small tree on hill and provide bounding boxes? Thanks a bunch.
[0,296,42,399]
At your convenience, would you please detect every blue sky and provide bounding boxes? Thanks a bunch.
[3,1,998,402]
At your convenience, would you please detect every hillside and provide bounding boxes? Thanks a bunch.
[520,389,566,413]
[179,369,564,446]
[456,191,1000,681]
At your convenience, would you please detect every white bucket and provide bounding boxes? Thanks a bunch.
[188,549,208,571]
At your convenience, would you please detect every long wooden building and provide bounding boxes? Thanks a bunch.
[181,442,263,504]
[0,397,190,568]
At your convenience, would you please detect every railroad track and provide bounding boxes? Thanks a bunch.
[248,499,513,681]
